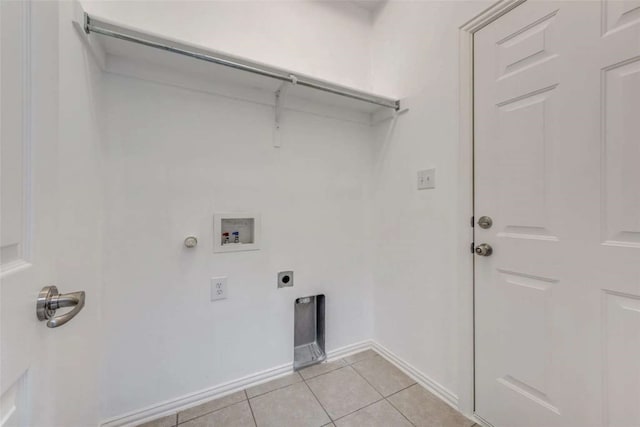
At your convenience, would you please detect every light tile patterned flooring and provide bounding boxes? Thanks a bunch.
[138,350,476,427]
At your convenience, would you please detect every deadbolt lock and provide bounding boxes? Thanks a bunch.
[478,216,493,229]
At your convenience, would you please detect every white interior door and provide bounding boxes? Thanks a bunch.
[1,2,91,426]
[474,1,640,426]
[1,1,58,424]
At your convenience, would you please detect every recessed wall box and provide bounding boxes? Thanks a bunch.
[294,294,326,371]
[213,213,261,253]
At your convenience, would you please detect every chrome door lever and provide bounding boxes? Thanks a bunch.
[36,286,85,328]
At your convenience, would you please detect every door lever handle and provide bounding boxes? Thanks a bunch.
[36,286,86,328]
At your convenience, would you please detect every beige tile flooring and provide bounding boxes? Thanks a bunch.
[138,350,476,427]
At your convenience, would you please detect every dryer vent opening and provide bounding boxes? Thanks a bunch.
[294,294,325,370]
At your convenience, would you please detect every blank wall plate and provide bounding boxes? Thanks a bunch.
[211,276,228,301]
[417,168,436,190]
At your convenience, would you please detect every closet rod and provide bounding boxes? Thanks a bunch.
[84,14,400,111]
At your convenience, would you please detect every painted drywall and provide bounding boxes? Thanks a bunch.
[369,0,490,412]
[61,0,498,421]
[72,0,379,419]
[100,73,374,418]
[80,0,374,92]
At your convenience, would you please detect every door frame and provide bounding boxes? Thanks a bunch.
[456,0,526,423]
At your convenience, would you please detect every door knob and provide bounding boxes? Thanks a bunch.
[36,286,85,328]
[475,243,493,256]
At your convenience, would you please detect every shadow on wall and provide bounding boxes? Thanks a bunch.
[314,0,388,22]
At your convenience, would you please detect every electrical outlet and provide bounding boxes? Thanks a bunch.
[211,277,227,301]
[417,168,436,190]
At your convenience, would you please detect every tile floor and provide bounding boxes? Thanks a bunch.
[138,350,476,427]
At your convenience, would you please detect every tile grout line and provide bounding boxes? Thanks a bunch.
[304,353,384,424]
[385,399,416,426]
[245,373,303,399]
[383,382,418,400]
[349,359,386,398]
[384,391,417,427]
[348,356,418,427]
[349,353,417,399]
[300,361,347,382]
[331,397,386,424]
[384,396,417,427]
[302,354,379,424]
[343,351,378,367]
[245,390,259,427]
[301,376,334,425]
[175,392,248,425]
[170,351,377,427]
[246,351,374,398]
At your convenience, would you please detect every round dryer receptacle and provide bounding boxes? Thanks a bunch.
[278,271,294,288]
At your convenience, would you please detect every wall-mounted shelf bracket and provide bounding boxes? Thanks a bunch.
[273,76,297,148]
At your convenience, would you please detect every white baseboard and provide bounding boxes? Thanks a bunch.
[472,414,494,427]
[101,340,467,427]
[100,340,373,427]
[325,339,373,362]
[371,342,459,409]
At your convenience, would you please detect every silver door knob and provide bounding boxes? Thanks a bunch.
[475,243,493,256]
[36,286,85,328]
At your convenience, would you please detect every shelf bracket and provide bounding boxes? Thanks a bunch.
[273,75,297,148]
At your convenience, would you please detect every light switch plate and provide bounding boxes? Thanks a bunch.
[417,169,436,190]
[211,276,227,301]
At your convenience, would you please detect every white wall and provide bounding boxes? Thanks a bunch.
[81,0,374,92]
[70,0,380,420]
[64,0,498,421]
[100,73,374,418]
[369,0,489,411]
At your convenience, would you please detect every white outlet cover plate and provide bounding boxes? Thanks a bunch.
[211,276,228,301]
[417,168,436,190]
